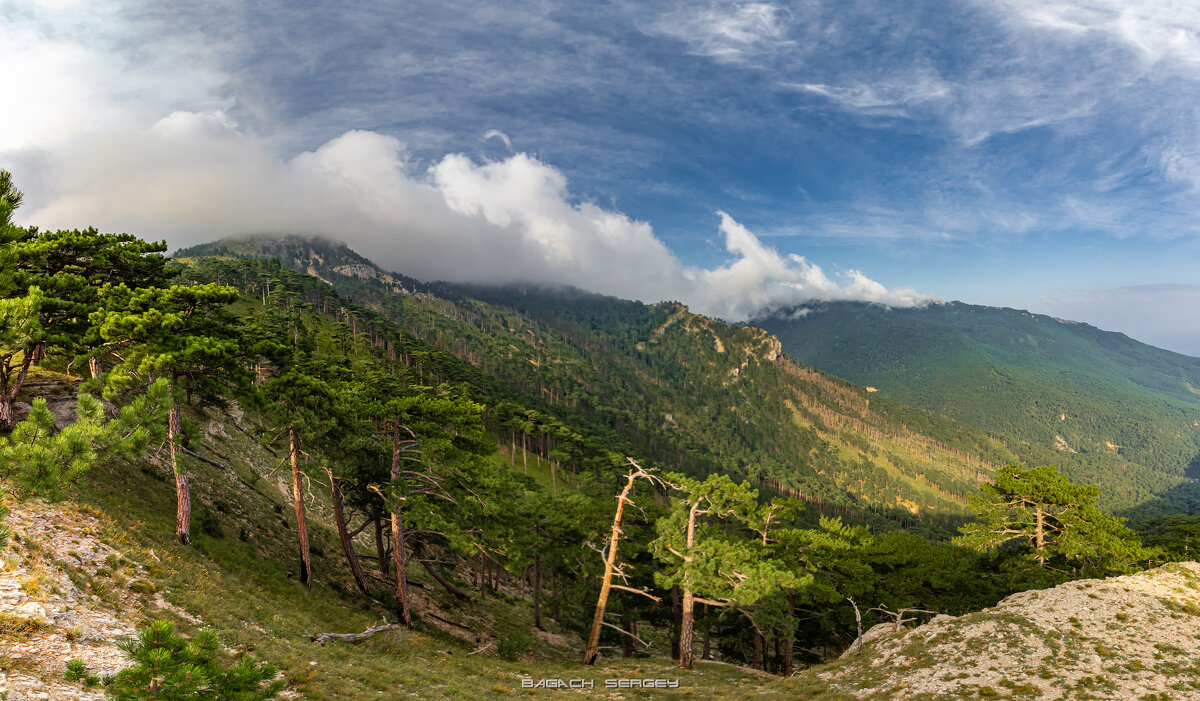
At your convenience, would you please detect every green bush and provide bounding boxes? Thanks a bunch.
[102,620,284,699]
[197,509,224,539]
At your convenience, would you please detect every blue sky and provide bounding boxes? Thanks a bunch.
[3,1,1199,353]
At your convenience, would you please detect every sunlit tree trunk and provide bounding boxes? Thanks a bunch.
[290,426,312,586]
[169,398,191,546]
[391,416,412,626]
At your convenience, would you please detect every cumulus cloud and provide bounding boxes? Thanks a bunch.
[0,1,926,323]
[14,112,923,320]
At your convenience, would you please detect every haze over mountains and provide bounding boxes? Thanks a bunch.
[178,234,1200,521]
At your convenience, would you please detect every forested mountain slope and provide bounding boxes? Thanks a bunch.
[756,301,1200,519]
[176,237,1017,531]
[5,185,1189,698]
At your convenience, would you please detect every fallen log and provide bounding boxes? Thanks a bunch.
[308,622,404,645]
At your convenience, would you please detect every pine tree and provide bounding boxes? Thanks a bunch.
[0,380,169,501]
[956,463,1152,574]
[102,619,284,699]
[260,369,338,586]
[92,283,243,545]
[0,214,170,430]
[651,473,802,669]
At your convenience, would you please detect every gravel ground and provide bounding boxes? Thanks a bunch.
[0,498,176,700]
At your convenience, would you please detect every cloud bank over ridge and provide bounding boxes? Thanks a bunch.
[19,117,923,321]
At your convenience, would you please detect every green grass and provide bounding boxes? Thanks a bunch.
[63,403,837,699]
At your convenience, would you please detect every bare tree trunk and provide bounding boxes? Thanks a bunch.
[1035,503,1045,567]
[88,355,101,379]
[533,550,544,631]
[622,615,634,657]
[848,597,864,656]
[391,417,412,626]
[584,464,657,665]
[678,500,702,670]
[290,426,312,586]
[328,469,369,595]
[751,627,762,671]
[479,552,488,598]
[417,551,470,599]
[169,400,191,546]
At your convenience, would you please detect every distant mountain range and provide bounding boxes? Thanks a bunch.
[176,236,1200,521]
[756,301,1200,518]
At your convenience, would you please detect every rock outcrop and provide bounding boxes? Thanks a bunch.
[813,563,1200,699]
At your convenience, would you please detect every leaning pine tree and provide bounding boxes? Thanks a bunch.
[91,282,242,545]
[259,368,338,587]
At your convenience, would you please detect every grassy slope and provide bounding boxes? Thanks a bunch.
[59,390,836,699]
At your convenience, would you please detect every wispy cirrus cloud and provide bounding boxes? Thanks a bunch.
[643,2,795,63]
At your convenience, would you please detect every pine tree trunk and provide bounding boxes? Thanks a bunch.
[782,593,796,676]
[1035,503,1046,566]
[678,499,703,669]
[0,394,12,433]
[751,628,762,670]
[679,588,695,669]
[584,469,642,665]
[169,400,191,546]
[374,519,388,576]
[533,550,544,631]
[0,344,38,433]
[391,416,412,626]
[671,585,682,660]
[328,469,369,595]
[290,426,312,586]
[622,615,634,657]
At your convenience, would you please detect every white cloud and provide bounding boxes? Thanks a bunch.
[644,2,794,63]
[787,73,951,112]
[0,1,924,322]
[995,1,1200,66]
[12,111,922,320]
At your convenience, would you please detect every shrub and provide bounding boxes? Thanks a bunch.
[197,509,224,539]
[107,620,284,699]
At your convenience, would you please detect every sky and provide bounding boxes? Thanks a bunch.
[2,1,1199,354]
